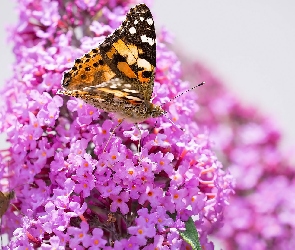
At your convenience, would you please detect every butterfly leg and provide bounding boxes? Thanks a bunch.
[103,119,124,152]
[134,123,142,154]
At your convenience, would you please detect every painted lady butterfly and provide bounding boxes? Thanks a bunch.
[59,3,163,123]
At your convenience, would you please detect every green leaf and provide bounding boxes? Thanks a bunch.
[179,217,202,250]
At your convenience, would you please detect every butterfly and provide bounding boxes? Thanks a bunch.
[59,3,164,124]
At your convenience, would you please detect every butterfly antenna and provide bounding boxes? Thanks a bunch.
[159,82,205,132]
[169,82,205,103]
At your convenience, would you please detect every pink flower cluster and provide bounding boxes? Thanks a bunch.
[183,61,295,249]
[0,0,232,249]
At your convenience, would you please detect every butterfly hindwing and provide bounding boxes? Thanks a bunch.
[86,78,144,103]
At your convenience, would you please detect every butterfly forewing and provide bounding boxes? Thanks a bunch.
[99,3,156,101]
[62,47,115,91]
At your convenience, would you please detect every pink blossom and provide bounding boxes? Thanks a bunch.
[0,0,233,248]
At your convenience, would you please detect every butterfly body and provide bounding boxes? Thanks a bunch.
[60,4,163,123]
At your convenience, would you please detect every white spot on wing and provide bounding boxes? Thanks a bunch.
[140,35,155,46]
[134,20,138,25]
[124,84,132,88]
[140,17,144,21]
[146,18,153,25]
[110,82,122,89]
[137,58,152,71]
[126,96,142,101]
[129,27,136,34]
[123,89,139,93]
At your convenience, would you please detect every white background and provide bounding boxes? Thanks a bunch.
[0,1,295,151]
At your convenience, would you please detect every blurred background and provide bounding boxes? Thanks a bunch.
[0,1,294,150]
[153,1,295,151]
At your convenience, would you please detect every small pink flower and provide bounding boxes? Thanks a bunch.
[128,216,156,242]
[88,228,107,249]
[68,221,91,248]
[110,192,130,214]
[138,185,164,207]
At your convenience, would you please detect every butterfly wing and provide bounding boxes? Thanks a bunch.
[62,4,156,102]
[62,48,116,91]
[62,78,144,114]
[99,3,156,102]
[84,78,144,103]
